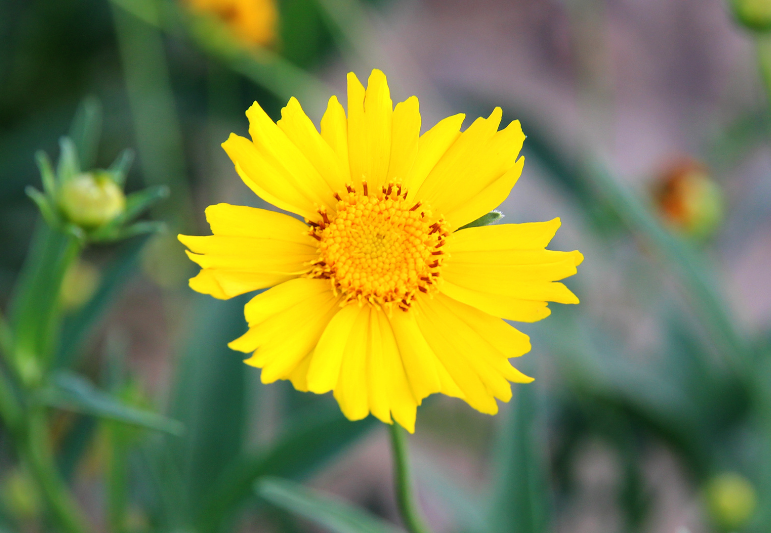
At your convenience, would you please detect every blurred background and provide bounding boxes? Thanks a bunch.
[2,0,771,532]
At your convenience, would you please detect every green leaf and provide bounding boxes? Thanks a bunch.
[488,384,549,533]
[197,405,377,533]
[56,137,81,182]
[39,372,184,435]
[56,234,152,369]
[258,477,402,533]
[458,211,503,230]
[9,225,83,380]
[108,148,135,187]
[35,150,57,198]
[68,96,103,170]
[416,461,488,533]
[25,186,60,228]
[89,186,169,243]
[586,163,751,369]
[167,295,252,523]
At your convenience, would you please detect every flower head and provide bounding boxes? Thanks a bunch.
[179,70,583,432]
[185,0,277,46]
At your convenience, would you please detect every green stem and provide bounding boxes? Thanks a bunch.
[756,35,771,108]
[388,423,432,533]
[19,408,92,533]
[10,225,83,385]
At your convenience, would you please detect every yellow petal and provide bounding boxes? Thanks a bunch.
[187,269,228,299]
[278,97,348,195]
[320,95,351,184]
[440,281,552,322]
[415,108,503,206]
[440,220,582,316]
[180,233,315,255]
[386,96,420,185]
[412,300,500,414]
[334,307,372,421]
[367,308,393,424]
[258,296,341,384]
[346,72,367,189]
[402,113,465,198]
[363,69,393,189]
[204,204,312,244]
[444,270,579,304]
[388,309,442,402]
[306,303,363,394]
[434,293,530,358]
[443,155,524,229]
[239,292,341,384]
[189,269,295,299]
[245,101,336,211]
[444,255,580,284]
[347,70,393,191]
[243,278,333,326]
[222,133,317,219]
[447,218,562,252]
[376,311,418,432]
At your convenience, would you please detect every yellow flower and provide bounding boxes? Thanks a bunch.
[179,70,582,432]
[186,0,277,46]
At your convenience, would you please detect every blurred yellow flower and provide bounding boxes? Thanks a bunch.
[706,472,757,530]
[179,70,582,432]
[186,0,277,46]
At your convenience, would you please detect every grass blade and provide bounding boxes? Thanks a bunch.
[258,477,402,533]
[40,372,184,435]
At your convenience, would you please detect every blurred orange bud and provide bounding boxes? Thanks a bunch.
[653,157,724,240]
[185,0,277,46]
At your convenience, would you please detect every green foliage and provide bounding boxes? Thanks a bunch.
[258,477,403,533]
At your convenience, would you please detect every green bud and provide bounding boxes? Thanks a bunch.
[730,0,771,32]
[706,472,757,530]
[58,171,126,228]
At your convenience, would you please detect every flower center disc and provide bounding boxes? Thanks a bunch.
[309,183,450,310]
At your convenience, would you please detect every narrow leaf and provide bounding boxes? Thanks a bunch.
[458,211,503,230]
[57,137,81,182]
[489,384,549,533]
[258,477,402,533]
[40,372,184,435]
[197,406,377,533]
[68,96,103,170]
[108,148,135,187]
[35,150,57,198]
[25,186,59,228]
[56,234,152,369]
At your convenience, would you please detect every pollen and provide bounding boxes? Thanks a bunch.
[307,182,450,311]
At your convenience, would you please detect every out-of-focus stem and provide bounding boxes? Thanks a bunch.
[19,408,92,533]
[756,35,771,108]
[388,423,432,533]
[111,0,194,231]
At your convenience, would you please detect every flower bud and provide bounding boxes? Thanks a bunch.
[58,171,126,229]
[60,259,100,311]
[653,158,723,240]
[705,472,757,530]
[729,0,771,32]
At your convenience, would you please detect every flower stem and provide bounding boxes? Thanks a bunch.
[20,408,92,533]
[388,423,432,533]
[756,35,771,108]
